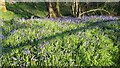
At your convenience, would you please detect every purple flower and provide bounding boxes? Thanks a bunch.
[37,36,40,40]
[1,35,4,40]
[6,34,8,36]
[39,45,44,49]
[10,46,12,48]
[21,33,25,36]
[50,18,54,21]
[75,20,79,23]
[36,26,39,28]
[41,42,44,45]
[21,18,26,22]
[46,41,49,45]
[26,49,30,54]
[10,29,15,34]
[2,52,4,56]
[36,34,41,40]
[18,57,22,61]
[10,52,13,55]
[2,28,4,31]
[36,34,39,37]
[18,44,20,47]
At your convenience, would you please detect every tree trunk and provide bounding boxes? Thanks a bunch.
[55,2,61,17]
[72,2,80,18]
[72,2,75,17]
[0,0,7,12]
[77,3,81,18]
[46,2,56,18]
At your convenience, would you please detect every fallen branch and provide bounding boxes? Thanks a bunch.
[79,8,110,16]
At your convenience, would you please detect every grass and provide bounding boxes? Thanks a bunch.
[0,10,20,20]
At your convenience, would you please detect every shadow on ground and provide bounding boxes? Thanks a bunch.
[2,18,120,65]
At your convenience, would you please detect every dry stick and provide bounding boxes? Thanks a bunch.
[79,8,111,16]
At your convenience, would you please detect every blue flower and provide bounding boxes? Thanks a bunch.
[26,49,30,54]
[21,33,25,36]
[46,41,49,45]
[41,42,44,45]
[2,52,4,56]
[6,34,8,36]
[10,29,15,34]
[18,44,20,47]
[36,26,39,28]
[2,35,4,39]
[39,45,44,49]
[10,46,12,48]
[0,35,4,40]
[21,18,26,22]
[18,57,22,61]
[38,36,41,40]
[2,28,4,31]
[75,20,79,23]
[10,52,13,55]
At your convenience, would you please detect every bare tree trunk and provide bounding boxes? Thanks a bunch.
[72,1,81,18]
[0,0,7,12]
[55,2,61,17]
[75,2,79,17]
[77,3,82,18]
[46,2,56,18]
[72,2,75,17]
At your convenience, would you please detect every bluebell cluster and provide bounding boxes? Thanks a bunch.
[0,16,119,66]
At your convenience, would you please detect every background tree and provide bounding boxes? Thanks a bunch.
[46,2,56,18]
[46,1,61,18]
[54,1,61,17]
[0,0,7,12]
[72,1,81,18]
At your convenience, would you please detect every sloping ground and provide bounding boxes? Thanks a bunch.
[1,16,120,66]
[0,2,48,19]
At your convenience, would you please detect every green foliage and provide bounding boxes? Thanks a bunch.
[5,2,48,19]
[1,18,119,66]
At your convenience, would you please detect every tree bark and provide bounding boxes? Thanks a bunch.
[0,0,7,12]
[72,2,80,18]
[55,2,61,17]
[46,2,56,18]
[72,2,75,17]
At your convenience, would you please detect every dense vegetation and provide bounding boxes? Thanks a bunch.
[0,2,120,66]
[1,16,120,66]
